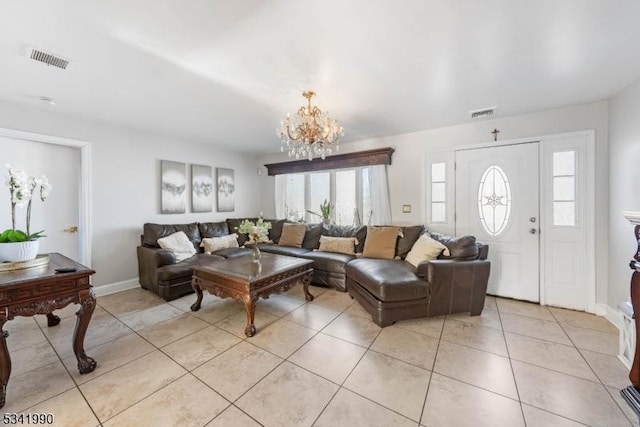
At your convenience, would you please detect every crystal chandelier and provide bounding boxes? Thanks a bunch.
[277,91,344,161]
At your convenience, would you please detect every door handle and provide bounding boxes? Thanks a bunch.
[64,226,78,233]
[529,228,537,234]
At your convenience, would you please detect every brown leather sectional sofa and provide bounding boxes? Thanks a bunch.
[137,219,490,326]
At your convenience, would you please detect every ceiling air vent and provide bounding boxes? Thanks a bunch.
[26,46,69,70]
[470,106,497,119]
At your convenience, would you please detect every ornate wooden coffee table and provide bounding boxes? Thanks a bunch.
[0,253,97,408]
[191,253,313,337]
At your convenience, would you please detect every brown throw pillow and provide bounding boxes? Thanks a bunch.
[362,226,401,259]
[278,223,306,248]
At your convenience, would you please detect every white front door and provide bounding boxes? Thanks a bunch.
[0,136,81,261]
[455,142,540,302]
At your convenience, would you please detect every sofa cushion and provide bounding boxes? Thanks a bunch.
[345,258,428,302]
[143,222,201,250]
[396,225,425,259]
[258,244,312,257]
[201,234,239,253]
[318,236,358,255]
[321,224,367,253]
[266,219,287,243]
[157,232,197,262]
[405,234,450,267]
[362,226,401,259]
[301,251,356,274]
[430,233,479,260]
[302,223,323,249]
[156,253,224,282]
[199,221,230,239]
[279,223,306,247]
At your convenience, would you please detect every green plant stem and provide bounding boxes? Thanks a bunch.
[26,199,32,237]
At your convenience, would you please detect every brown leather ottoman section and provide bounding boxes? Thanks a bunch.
[300,251,357,291]
[345,258,429,301]
[153,254,226,301]
[347,276,429,327]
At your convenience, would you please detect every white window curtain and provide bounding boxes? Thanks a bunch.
[274,174,287,218]
[368,164,392,225]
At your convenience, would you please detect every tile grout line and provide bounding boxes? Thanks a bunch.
[550,309,636,427]
[494,299,528,427]
[417,314,446,427]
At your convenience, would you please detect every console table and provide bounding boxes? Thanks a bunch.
[0,253,97,408]
[621,212,640,420]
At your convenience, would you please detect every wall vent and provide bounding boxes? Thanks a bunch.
[470,106,497,119]
[26,46,69,70]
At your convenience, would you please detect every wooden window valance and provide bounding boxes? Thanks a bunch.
[264,147,395,176]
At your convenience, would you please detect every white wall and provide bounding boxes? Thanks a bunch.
[608,77,640,307]
[0,100,261,290]
[259,101,610,305]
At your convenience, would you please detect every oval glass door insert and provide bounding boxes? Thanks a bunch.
[477,165,512,236]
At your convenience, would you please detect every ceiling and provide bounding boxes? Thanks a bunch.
[1,0,640,153]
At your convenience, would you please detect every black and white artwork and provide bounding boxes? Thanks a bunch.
[216,167,235,212]
[161,160,186,214]
[191,164,213,213]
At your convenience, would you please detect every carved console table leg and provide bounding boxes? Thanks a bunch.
[73,292,97,374]
[190,283,203,312]
[243,295,257,337]
[0,318,12,408]
[302,273,314,302]
[46,312,61,327]
[621,219,640,422]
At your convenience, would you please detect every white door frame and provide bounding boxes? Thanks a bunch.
[425,130,596,312]
[0,128,92,267]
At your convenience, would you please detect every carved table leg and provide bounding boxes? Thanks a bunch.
[46,312,61,327]
[302,273,314,302]
[73,291,97,374]
[191,282,203,312]
[242,295,257,337]
[621,224,640,422]
[0,318,11,408]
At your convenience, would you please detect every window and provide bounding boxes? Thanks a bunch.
[335,170,356,225]
[477,165,512,236]
[283,167,371,226]
[430,162,446,223]
[308,172,330,222]
[552,150,576,226]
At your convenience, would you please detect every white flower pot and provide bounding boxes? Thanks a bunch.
[0,240,40,262]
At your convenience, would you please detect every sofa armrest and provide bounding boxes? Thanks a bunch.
[138,246,176,268]
[416,259,491,316]
[137,246,176,292]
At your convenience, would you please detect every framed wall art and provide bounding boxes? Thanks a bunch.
[191,164,214,213]
[216,167,235,212]
[160,160,186,214]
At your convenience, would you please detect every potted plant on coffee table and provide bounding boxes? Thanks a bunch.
[0,165,52,262]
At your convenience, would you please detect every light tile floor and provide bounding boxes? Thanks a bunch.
[1,285,636,427]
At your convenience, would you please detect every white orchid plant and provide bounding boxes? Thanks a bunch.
[1,165,52,243]
[237,216,272,244]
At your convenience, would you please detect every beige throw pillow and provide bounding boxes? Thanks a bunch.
[405,234,451,267]
[201,234,239,254]
[157,231,196,262]
[362,226,401,259]
[278,223,306,248]
[318,236,358,255]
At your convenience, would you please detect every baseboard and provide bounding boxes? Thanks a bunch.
[596,303,623,330]
[93,278,139,297]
